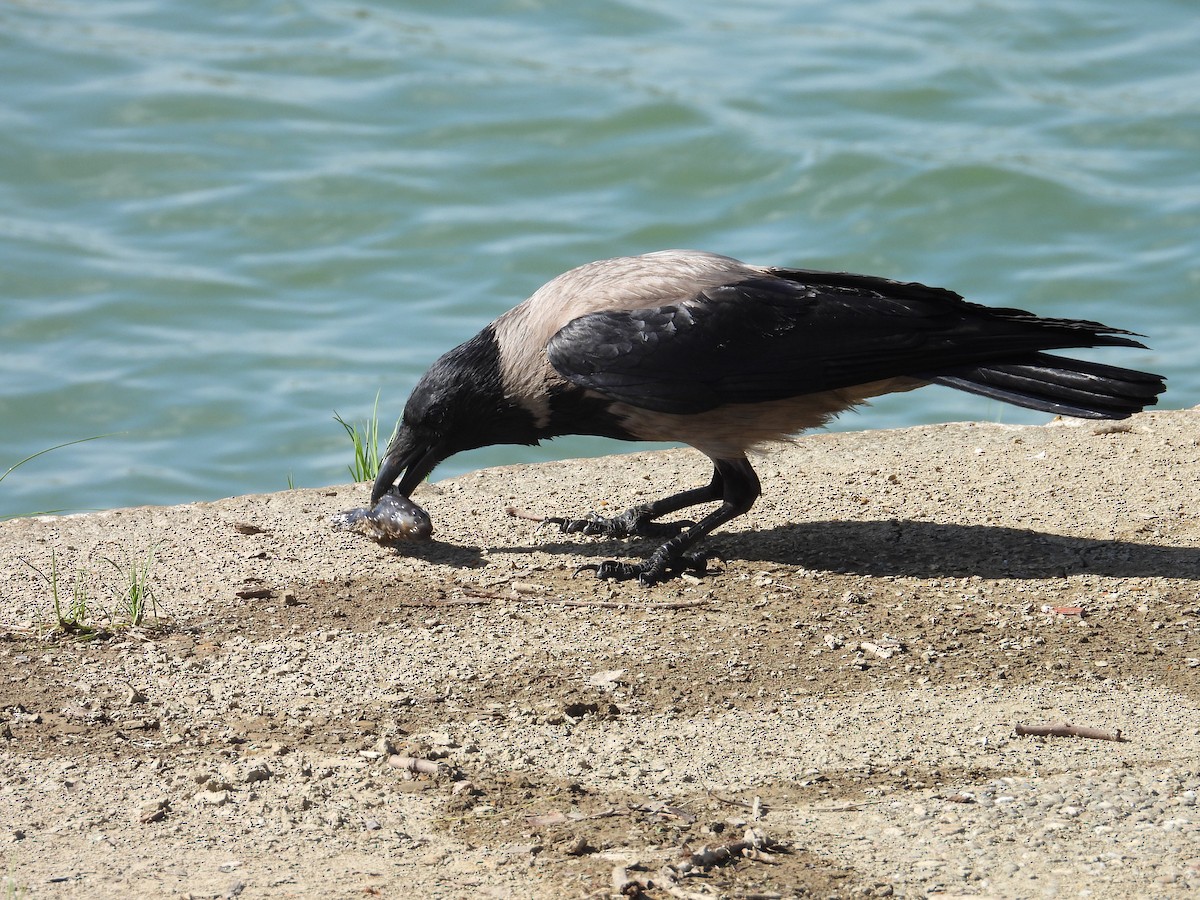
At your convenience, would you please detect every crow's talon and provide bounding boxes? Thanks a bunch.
[544,512,694,540]
[599,560,645,582]
[545,514,610,536]
[581,548,715,585]
[645,519,696,538]
[575,559,646,582]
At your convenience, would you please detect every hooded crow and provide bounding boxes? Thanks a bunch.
[372,250,1165,585]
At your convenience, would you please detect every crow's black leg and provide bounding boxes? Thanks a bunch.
[545,467,725,539]
[578,457,761,586]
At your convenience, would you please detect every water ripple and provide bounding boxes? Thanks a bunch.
[1,0,1195,514]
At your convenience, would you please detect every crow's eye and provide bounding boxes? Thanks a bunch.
[402,392,442,428]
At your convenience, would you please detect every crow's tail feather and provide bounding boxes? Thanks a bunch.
[930,353,1166,420]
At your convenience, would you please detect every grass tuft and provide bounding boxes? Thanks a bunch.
[6,435,165,640]
[22,544,165,641]
[101,543,160,627]
[333,391,397,484]
[22,550,109,641]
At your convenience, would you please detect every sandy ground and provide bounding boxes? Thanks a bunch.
[2,410,1199,899]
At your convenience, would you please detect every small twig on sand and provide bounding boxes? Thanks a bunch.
[614,828,781,899]
[630,800,697,824]
[504,506,546,522]
[387,754,442,776]
[668,828,775,878]
[550,598,708,611]
[808,801,882,812]
[703,787,756,810]
[461,588,507,601]
[460,587,708,611]
[524,808,619,827]
[1014,722,1127,742]
[394,597,492,607]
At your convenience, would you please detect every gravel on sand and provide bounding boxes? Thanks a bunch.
[2,410,1199,897]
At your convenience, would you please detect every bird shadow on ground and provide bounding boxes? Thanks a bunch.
[516,519,1200,582]
[378,539,487,569]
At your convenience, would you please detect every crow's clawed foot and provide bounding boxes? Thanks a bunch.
[574,549,716,586]
[544,510,692,540]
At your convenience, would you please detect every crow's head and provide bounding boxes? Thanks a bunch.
[371,326,537,503]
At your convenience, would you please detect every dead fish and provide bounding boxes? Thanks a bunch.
[331,492,433,543]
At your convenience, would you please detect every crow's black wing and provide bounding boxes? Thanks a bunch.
[545,273,1146,415]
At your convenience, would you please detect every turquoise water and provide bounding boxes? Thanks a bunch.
[1,0,1196,516]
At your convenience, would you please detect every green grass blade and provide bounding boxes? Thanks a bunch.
[1,433,121,520]
[334,390,392,483]
[0,434,116,486]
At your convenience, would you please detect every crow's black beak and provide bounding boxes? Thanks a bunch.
[371,428,443,504]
